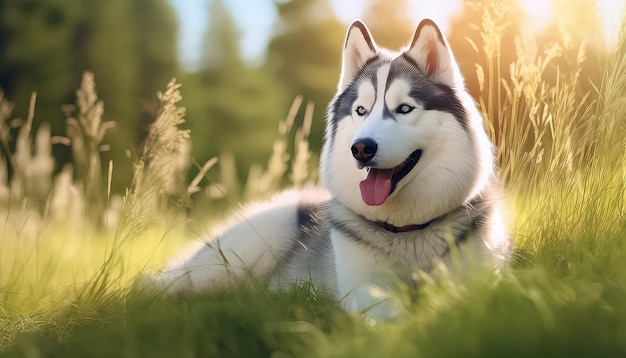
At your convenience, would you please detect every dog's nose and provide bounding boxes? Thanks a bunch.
[351,138,377,163]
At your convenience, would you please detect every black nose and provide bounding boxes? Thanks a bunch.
[351,138,377,163]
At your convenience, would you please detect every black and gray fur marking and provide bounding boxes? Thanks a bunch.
[277,201,334,285]
[328,55,385,146]
[327,53,469,151]
[390,55,469,130]
[283,202,331,265]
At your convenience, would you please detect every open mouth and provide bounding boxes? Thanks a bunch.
[359,150,422,206]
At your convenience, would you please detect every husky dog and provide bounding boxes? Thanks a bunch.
[157,19,509,315]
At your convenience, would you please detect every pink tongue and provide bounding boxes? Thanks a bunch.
[359,168,394,206]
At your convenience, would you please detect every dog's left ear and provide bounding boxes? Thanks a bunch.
[338,21,378,91]
[405,19,459,87]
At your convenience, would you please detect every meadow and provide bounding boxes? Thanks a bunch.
[1,4,625,357]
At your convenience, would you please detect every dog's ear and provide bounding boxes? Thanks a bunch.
[405,19,459,87]
[338,21,378,91]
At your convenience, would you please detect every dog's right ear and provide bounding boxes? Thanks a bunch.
[338,21,378,91]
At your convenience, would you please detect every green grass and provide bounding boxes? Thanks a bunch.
[1,4,626,357]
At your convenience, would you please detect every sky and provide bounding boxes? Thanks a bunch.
[169,0,463,70]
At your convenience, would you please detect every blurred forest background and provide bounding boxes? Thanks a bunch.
[0,0,620,192]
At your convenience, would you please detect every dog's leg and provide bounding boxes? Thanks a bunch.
[332,233,403,320]
[156,190,305,296]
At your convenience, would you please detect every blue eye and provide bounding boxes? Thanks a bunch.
[355,106,367,116]
[396,104,415,114]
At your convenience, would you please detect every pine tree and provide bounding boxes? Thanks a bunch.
[201,0,242,71]
[131,0,179,99]
[78,0,139,191]
[0,0,83,162]
[0,0,179,192]
[180,0,288,179]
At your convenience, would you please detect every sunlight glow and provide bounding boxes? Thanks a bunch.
[331,0,625,48]
[598,0,626,48]
[519,0,626,48]
[331,0,463,35]
[519,0,552,33]
[331,0,367,24]
[407,0,463,35]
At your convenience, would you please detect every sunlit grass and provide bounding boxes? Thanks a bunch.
[0,2,625,356]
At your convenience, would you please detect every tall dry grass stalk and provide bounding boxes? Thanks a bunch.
[62,72,116,226]
[114,78,190,243]
[183,95,317,236]
[0,89,14,204]
[469,2,626,253]
[290,100,315,187]
[0,92,58,239]
[11,93,54,211]
[1,72,117,235]
[242,96,317,200]
[76,79,191,304]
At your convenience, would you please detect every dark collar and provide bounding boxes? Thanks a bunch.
[372,206,462,233]
[374,219,433,233]
[365,194,486,234]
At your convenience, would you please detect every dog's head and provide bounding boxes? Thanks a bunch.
[321,19,495,225]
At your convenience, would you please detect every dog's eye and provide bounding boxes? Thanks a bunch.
[396,104,415,114]
[355,106,367,116]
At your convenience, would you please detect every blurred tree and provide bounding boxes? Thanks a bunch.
[0,0,179,191]
[201,0,241,70]
[264,0,345,155]
[181,0,288,184]
[78,0,180,190]
[0,0,82,163]
[129,0,180,188]
[79,0,139,190]
[131,0,179,100]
